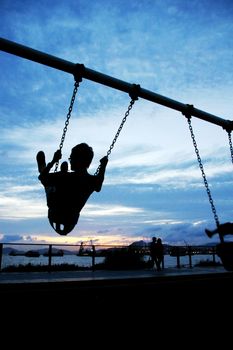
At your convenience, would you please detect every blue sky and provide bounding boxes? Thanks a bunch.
[1,0,233,246]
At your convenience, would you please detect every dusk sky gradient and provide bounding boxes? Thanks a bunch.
[1,0,233,247]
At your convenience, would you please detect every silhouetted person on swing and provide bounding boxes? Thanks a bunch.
[37,143,108,236]
[205,222,233,239]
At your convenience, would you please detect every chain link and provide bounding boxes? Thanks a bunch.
[54,81,80,172]
[227,131,233,164]
[187,116,220,228]
[107,99,136,157]
[94,98,136,175]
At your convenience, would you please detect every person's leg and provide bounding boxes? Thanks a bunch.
[205,222,233,238]
[155,257,160,271]
[205,228,217,238]
[60,161,68,172]
[157,257,163,270]
[151,258,155,270]
[36,151,46,173]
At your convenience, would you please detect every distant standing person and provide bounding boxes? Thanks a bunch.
[149,237,158,270]
[155,238,164,271]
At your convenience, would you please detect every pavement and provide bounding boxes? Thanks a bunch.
[1,265,233,317]
[0,264,228,284]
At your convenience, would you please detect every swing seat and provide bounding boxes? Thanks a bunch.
[216,242,233,271]
[41,168,98,236]
[49,219,76,235]
[48,207,80,236]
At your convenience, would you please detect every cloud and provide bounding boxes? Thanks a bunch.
[0,234,23,243]
[1,0,233,245]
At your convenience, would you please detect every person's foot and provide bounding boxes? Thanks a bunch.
[205,229,213,238]
[60,161,68,173]
[36,151,46,173]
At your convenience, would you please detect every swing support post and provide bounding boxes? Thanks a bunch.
[1,37,233,130]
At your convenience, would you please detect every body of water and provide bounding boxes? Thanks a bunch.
[1,253,221,270]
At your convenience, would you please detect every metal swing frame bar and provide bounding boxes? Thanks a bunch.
[1,37,233,131]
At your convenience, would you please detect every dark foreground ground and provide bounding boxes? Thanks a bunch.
[2,266,233,338]
[0,267,233,340]
[1,266,233,312]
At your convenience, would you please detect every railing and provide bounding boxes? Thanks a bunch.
[0,242,128,272]
[0,242,219,273]
[167,245,218,268]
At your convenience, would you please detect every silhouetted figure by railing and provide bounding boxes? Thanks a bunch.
[79,242,84,256]
[92,245,96,271]
[155,238,164,271]
[149,237,158,270]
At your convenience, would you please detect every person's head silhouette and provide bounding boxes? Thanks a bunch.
[69,143,94,171]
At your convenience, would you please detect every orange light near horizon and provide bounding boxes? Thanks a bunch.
[19,233,148,247]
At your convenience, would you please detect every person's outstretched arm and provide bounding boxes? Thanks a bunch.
[38,150,62,181]
[44,150,61,174]
[95,155,108,192]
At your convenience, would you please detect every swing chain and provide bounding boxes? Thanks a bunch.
[107,98,136,157]
[54,80,80,171]
[54,84,83,172]
[94,84,140,175]
[185,113,220,228]
[106,84,140,157]
[227,131,233,164]
[54,64,85,172]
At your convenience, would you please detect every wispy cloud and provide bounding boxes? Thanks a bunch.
[1,0,233,245]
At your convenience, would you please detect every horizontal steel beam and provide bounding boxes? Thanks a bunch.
[1,37,232,131]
